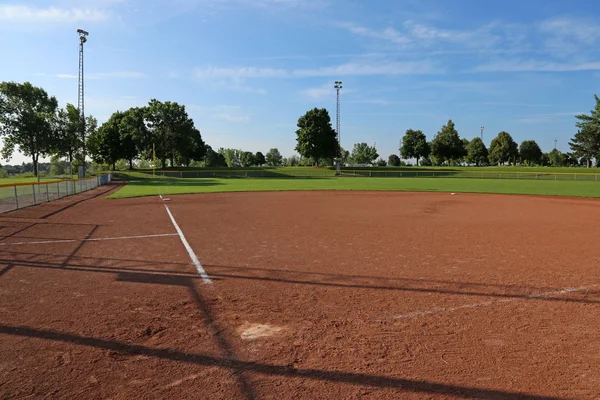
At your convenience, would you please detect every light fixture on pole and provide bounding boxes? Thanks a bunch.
[480,126,484,140]
[334,81,342,145]
[77,29,89,177]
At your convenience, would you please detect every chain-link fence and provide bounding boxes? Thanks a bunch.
[0,174,113,214]
[125,169,600,182]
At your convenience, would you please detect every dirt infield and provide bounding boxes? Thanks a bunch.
[1,187,600,399]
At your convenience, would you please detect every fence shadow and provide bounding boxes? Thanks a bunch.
[0,323,566,400]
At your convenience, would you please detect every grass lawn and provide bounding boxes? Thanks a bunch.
[0,177,64,185]
[109,176,600,199]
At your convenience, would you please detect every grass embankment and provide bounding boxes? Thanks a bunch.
[110,176,600,199]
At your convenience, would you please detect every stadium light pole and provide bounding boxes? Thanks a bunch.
[77,29,89,177]
[480,126,484,140]
[334,81,342,145]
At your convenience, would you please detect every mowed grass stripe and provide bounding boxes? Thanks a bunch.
[109,177,600,199]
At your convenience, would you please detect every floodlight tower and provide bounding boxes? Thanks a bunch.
[77,29,89,174]
[480,126,484,140]
[334,81,342,145]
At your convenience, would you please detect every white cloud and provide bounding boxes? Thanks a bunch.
[515,112,581,124]
[195,60,439,82]
[89,71,147,79]
[34,71,147,79]
[540,18,600,44]
[300,83,333,100]
[0,5,109,23]
[216,113,250,123]
[474,60,600,72]
[338,23,411,46]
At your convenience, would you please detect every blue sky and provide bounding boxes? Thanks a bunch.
[2,0,600,164]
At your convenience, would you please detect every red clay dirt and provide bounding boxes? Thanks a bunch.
[1,186,600,399]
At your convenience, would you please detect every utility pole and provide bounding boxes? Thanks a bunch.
[554,138,557,150]
[77,29,88,177]
[480,126,484,140]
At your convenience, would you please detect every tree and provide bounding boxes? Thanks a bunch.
[350,142,378,164]
[569,128,598,168]
[204,145,227,167]
[53,103,81,176]
[465,137,489,166]
[376,158,387,167]
[488,131,518,165]
[265,148,283,166]
[0,81,59,179]
[295,108,339,166]
[400,129,430,166]
[571,94,600,168]
[519,140,543,166]
[88,111,125,170]
[255,152,266,166]
[547,149,565,167]
[219,148,241,167]
[430,120,463,165]
[119,107,147,169]
[287,154,299,166]
[388,154,401,167]
[145,99,201,168]
[240,151,255,167]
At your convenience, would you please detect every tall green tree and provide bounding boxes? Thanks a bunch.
[145,99,200,168]
[519,140,543,166]
[0,81,59,179]
[547,148,565,167]
[569,129,598,168]
[219,148,241,167]
[119,107,148,169]
[430,120,463,165]
[465,137,489,166]
[53,103,81,176]
[254,152,266,166]
[88,111,125,170]
[240,151,255,167]
[204,145,227,167]
[388,154,401,167]
[350,142,379,164]
[295,108,339,166]
[265,148,283,166]
[571,94,600,168]
[400,129,430,166]
[488,131,518,165]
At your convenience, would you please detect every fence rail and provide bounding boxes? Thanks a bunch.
[133,169,600,182]
[0,174,112,214]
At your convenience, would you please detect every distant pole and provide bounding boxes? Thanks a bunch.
[554,138,557,150]
[480,126,484,140]
[334,81,343,146]
[153,143,156,177]
[77,29,89,176]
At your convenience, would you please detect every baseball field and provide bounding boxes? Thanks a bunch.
[1,175,599,399]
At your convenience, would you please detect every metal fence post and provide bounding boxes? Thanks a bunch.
[46,184,50,202]
[57,182,60,198]
[32,184,36,205]
[14,185,19,209]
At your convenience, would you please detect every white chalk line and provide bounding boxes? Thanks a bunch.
[0,233,179,247]
[394,284,600,320]
[162,201,212,284]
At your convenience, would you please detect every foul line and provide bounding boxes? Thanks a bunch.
[162,201,212,284]
[394,284,600,320]
[0,233,179,247]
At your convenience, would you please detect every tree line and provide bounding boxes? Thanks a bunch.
[2,80,600,174]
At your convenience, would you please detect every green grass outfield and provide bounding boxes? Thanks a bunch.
[110,176,600,199]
